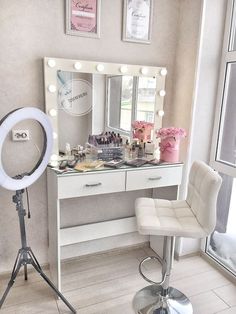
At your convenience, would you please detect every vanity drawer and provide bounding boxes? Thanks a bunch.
[58,171,126,199]
[126,166,183,191]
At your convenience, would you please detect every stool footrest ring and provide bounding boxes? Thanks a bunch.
[139,255,166,285]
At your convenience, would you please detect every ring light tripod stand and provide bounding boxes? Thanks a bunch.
[0,108,76,313]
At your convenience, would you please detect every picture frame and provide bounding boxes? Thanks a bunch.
[66,0,101,38]
[122,0,153,44]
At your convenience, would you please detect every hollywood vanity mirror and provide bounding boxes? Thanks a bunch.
[43,58,167,162]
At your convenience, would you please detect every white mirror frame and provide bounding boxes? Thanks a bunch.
[44,57,167,161]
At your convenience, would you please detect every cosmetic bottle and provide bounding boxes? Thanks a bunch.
[131,145,136,159]
[65,143,71,156]
[138,145,144,158]
[124,140,130,160]
[145,141,155,160]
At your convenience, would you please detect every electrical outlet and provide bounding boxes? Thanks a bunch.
[12,130,30,141]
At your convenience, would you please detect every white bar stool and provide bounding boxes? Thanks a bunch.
[133,161,222,314]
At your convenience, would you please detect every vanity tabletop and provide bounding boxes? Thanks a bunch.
[48,161,184,177]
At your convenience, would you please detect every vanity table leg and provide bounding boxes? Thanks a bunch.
[47,171,61,291]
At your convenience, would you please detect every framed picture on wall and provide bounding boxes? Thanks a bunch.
[66,0,101,38]
[122,0,153,44]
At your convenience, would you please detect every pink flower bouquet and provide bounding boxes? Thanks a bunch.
[156,127,186,163]
[156,127,186,139]
[132,121,154,141]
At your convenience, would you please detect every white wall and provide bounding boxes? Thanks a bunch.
[0,0,203,272]
[169,0,203,161]
[176,0,228,256]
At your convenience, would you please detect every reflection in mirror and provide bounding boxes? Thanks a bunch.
[107,75,133,132]
[57,71,92,152]
[57,71,106,152]
[56,71,158,153]
[137,77,156,122]
[44,58,166,158]
[106,76,157,135]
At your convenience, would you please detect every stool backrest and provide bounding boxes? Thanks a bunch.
[186,161,222,235]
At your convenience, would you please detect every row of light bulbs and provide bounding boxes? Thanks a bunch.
[47,59,168,76]
[47,58,167,101]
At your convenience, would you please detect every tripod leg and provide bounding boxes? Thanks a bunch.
[0,260,22,309]
[28,248,42,270]
[11,250,21,277]
[29,253,76,314]
[24,264,28,281]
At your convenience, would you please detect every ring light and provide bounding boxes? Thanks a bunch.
[0,108,76,312]
[0,107,53,191]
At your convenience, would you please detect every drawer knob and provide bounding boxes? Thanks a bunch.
[148,176,162,181]
[85,182,102,187]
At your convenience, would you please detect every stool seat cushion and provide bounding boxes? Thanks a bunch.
[135,198,207,238]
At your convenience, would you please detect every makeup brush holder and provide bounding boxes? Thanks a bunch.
[87,144,123,161]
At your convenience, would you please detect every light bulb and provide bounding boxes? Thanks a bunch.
[49,109,57,117]
[140,67,148,75]
[50,154,58,161]
[74,62,82,70]
[159,90,166,97]
[120,65,128,74]
[48,85,56,93]
[160,68,167,76]
[47,59,56,68]
[50,160,58,168]
[157,110,165,117]
[96,64,104,72]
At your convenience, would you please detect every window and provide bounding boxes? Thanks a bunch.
[216,63,236,167]
[229,0,236,51]
[206,173,236,275]
[212,0,236,174]
[206,0,236,276]
[106,75,157,135]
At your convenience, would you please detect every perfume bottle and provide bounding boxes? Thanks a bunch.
[65,143,71,156]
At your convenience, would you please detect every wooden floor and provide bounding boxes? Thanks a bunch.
[0,246,236,314]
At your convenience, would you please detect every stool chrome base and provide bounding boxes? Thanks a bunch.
[133,284,193,314]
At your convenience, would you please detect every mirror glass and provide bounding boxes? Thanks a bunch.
[56,70,157,152]
[107,75,157,133]
[57,71,104,152]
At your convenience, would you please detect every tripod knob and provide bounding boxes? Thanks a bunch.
[12,189,25,204]
[12,195,18,203]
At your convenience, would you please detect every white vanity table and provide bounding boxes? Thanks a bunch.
[43,57,183,291]
[47,163,183,291]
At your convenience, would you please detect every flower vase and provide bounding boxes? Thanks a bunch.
[159,136,180,162]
